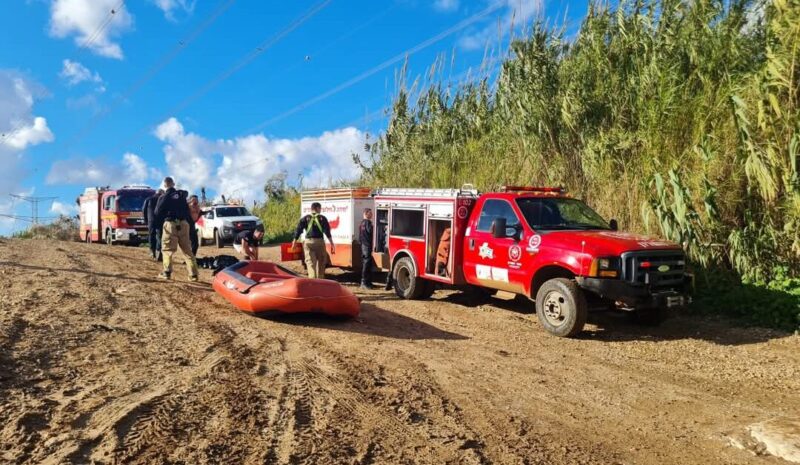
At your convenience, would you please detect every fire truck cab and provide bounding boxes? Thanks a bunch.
[79,185,154,245]
[377,185,692,337]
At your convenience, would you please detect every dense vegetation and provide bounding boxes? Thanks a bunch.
[11,215,79,241]
[351,0,799,329]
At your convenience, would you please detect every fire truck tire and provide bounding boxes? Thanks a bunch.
[105,229,114,246]
[393,257,426,300]
[535,278,587,337]
[84,231,92,244]
[215,229,224,248]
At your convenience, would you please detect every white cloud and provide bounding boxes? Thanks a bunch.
[152,117,368,203]
[434,0,460,12]
[458,0,542,50]
[49,0,133,59]
[59,59,103,86]
[0,72,54,235]
[154,117,219,192]
[45,152,161,186]
[51,200,78,216]
[0,71,54,193]
[150,0,195,21]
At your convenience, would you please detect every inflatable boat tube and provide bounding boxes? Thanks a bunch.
[213,261,360,317]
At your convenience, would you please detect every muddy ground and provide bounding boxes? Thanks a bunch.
[0,238,798,465]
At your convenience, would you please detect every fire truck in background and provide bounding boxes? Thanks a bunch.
[78,185,154,245]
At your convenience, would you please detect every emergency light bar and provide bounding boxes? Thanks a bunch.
[499,186,566,193]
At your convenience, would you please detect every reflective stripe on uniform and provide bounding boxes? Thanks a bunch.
[306,214,323,235]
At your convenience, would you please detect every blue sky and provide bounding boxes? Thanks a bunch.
[0,0,582,234]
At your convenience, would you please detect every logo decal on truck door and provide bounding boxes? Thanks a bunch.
[509,244,522,262]
[478,242,494,259]
[527,234,542,252]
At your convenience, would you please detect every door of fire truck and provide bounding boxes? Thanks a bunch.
[463,198,528,294]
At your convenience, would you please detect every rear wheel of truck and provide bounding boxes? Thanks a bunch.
[535,278,588,337]
[215,229,224,248]
[84,231,92,244]
[393,257,427,299]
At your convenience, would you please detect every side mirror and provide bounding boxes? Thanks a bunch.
[492,217,507,239]
[609,219,618,231]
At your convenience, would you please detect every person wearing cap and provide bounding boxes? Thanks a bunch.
[233,225,265,261]
[290,202,335,279]
[153,176,199,282]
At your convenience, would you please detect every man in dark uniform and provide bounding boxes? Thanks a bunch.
[359,208,375,289]
[142,189,164,261]
[153,177,199,282]
[234,225,265,260]
[290,202,335,279]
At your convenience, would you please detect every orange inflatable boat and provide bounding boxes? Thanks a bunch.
[212,261,360,317]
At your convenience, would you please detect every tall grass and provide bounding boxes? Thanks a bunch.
[356,0,799,329]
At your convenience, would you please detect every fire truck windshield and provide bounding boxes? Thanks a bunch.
[216,207,250,217]
[117,193,150,212]
[516,198,610,231]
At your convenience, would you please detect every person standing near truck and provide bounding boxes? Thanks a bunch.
[358,208,375,289]
[154,177,199,282]
[187,195,203,256]
[142,189,164,261]
[290,202,335,279]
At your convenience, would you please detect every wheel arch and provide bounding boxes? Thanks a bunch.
[529,265,576,298]
[390,249,418,276]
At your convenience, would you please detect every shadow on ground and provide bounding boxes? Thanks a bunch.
[256,303,468,341]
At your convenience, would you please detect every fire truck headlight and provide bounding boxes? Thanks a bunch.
[590,257,621,278]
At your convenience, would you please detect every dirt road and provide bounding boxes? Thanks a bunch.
[1,238,798,464]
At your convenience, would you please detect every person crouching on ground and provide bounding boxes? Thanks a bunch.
[187,195,203,256]
[153,177,199,282]
[290,202,335,279]
[359,208,376,289]
[234,225,265,260]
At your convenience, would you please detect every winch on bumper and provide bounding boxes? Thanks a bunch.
[577,250,693,311]
[576,275,692,310]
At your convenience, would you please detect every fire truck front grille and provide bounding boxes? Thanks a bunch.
[622,250,686,289]
[126,217,145,226]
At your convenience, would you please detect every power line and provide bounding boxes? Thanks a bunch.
[241,2,504,135]
[9,195,58,226]
[109,0,333,156]
[62,0,237,151]
[79,0,126,52]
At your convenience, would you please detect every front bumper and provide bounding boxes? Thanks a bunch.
[220,226,258,240]
[114,228,149,242]
[576,274,693,310]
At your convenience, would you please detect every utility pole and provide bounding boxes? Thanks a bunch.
[5,194,58,225]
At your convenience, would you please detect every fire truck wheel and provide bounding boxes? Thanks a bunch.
[105,229,114,246]
[215,229,224,248]
[535,278,588,337]
[393,257,426,300]
[84,231,91,244]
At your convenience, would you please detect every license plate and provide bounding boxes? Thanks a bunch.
[666,295,684,307]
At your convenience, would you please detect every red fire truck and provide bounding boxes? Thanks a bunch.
[285,185,692,337]
[78,185,154,245]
